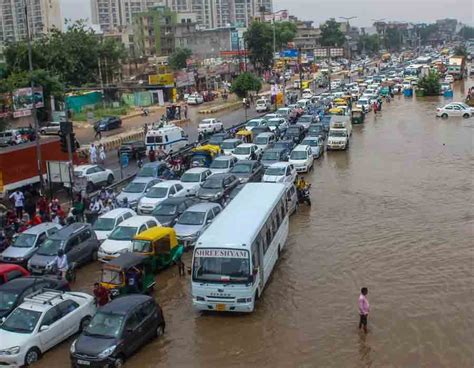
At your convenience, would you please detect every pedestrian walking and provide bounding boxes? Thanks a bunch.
[37,195,49,220]
[94,124,102,140]
[93,282,110,306]
[9,190,25,219]
[24,191,36,220]
[358,287,370,333]
[89,143,97,164]
[99,144,106,164]
[144,123,148,135]
[149,148,156,162]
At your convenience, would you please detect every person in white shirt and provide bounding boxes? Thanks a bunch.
[54,249,69,279]
[9,190,25,218]
[89,144,97,164]
[99,144,106,164]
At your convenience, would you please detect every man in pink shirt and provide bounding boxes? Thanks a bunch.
[358,287,370,333]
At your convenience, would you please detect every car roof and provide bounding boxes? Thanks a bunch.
[75,165,96,171]
[151,180,181,188]
[302,136,318,141]
[184,167,210,174]
[206,173,233,179]
[158,197,194,205]
[99,208,135,219]
[100,294,153,315]
[0,276,60,291]
[22,222,60,235]
[234,159,257,165]
[107,252,148,269]
[293,144,310,151]
[186,202,220,212]
[222,138,240,142]
[237,143,255,147]
[119,216,157,227]
[256,132,274,137]
[214,155,234,161]
[130,176,159,184]
[268,162,291,168]
[49,222,90,239]
[264,147,286,153]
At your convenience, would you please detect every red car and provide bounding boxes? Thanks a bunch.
[0,263,30,285]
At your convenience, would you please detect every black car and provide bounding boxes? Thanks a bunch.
[197,173,240,203]
[118,141,146,160]
[230,160,264,183]
[273,139,295,152]
[208,132,230,146]
[151,197,199,226]
[95,116,122,131]
[0,276,69,318]
[284,124,305,144]
[308,123,326,139]
[260,147,289,169]
[71,295,165,368]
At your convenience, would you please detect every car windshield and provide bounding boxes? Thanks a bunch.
[84,311,125,338]
[262,152,279,160]
[255,137,268,145]
[36,238,63,256]
[193,249,250,283]
[299,116,312,122]
[1,308,41,333]
[181,172,202,183]
[210,160,230,169]
[93,218,116,231]
[178,211,205,225]
[329,131,347,137]
[209,136,224,145]
[234,146,250,155]
[309,126,322,133]
[146,187,168,198]
[287,127,300,134]
[266,167,286,176]
[0,291,18,311]
[122,182,146,193]
[232,163,252,173]
[274,142,289,150]
[108,226,137,241]
[246,121,259,127]
[137,166,156,177]
[12,233,37,248]
[153,203,178,216]
[202,178,223,189]
[302,140,316,146]
[290,151,307,160]
[276,109,288,115]
[221,141,237,149]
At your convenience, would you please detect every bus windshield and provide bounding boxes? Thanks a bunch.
[193,249,250,284]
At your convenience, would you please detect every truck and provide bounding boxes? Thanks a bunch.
[447,56,466,80]
[0,137,71,199]
[327,116,352,150]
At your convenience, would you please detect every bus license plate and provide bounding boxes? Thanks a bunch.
[77,360,90,366]
[216,304,225,311]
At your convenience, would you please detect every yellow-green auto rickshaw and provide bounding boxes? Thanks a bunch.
[131,227,184,273]
[351,108,366,124]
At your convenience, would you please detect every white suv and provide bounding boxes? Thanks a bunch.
[74,165,114,192]
[0,290,95,367]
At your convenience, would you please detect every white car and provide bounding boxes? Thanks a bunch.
[356,97,371,112]
[98,216,159,260]
[436,102,473,118]
[444,75,454,83]
[209,155,238,174]
[138,181,186,214]
[39,122,61,135]
[302,89,313,99]
[301,136,324,158]
[262,162,297,183]
[0,290,95,367]
[180,167,212,196]
[255,98,271,112]
[266,118,289,133]
[254,132,276,151]
[92,208,136,242]
[289,145,314,173]
[245,118,267,131]
[232,143,263,161]
[73,165,115,192]
[186,94,204,105]
[198,118,223,134]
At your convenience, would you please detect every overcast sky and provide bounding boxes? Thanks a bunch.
[60,0,473,27]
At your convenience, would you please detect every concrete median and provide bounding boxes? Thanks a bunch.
[198,101,242,114]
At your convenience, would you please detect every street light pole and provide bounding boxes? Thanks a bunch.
[24,0,44,192]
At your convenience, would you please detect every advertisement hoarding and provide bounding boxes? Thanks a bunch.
[12,87,44,118]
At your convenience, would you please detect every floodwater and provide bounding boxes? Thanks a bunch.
[39,80,474,368]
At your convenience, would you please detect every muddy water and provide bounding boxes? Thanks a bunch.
[39,81,474,368]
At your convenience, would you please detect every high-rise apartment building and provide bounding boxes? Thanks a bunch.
[0,0,62,44]
[90,0,162,32]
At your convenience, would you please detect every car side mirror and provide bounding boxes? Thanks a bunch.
[206,219,212,224]
[40,325,49,332]
[0,317,5,324]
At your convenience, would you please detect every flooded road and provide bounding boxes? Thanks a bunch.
[39,80,473,367]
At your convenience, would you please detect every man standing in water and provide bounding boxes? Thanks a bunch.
[358,287,370,333]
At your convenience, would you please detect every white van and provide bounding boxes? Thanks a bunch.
[327,117,352,150]
[92,208,136,242]
[289,145,314,173]
[145,123,188,154]
[98,216,159,260]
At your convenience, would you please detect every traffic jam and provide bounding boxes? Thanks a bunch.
[0,48,472,367]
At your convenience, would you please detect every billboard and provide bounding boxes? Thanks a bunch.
[148,73,174,86]
[264,10,289,22]
[279,49,299,58]
[12,87,44,118]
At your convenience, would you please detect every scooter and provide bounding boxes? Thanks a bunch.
[297,184,312,206]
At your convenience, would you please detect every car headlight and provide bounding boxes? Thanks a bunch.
[98,345,116,359]
[0,346,20,355]
[214,192,223,198]
[70,340,77,354]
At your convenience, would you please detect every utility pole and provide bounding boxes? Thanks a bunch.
[272,16,276,63]
[298,47,303,95]
[24,0,44,192]
[327,47,332,92]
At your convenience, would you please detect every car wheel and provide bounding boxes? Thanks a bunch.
[24,347,41,366]
[463,113,470,119]
[441,113,448,119]
[107,174,114,185]
[155,324,165,338]
[40,129,46,135]
[79,316,91,332]
[114,356,125,368]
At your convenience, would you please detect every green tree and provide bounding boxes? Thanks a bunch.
[230,72,262,99]
[384,28,402,51]
[245,21,273,73]
[320,19,346,47]
[417,70,441,96]
[358,34,380,55]
[168,48,192,70]
[453,45,468,58]
[458,26,474,40]
[274,21,297,50]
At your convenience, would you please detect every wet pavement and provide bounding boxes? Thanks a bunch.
[38,79,473,367]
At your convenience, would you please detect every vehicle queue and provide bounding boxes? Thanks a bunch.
[0,58,465,366]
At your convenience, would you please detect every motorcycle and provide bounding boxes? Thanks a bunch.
[297,184,312,206]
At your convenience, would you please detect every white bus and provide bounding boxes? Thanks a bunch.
[191,183,289,313]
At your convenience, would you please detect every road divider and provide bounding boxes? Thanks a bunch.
[198,101,242,114]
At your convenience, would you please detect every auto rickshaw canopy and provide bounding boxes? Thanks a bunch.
[192,144,221,156]
[133,227,178,255]
[235,129,253,143]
